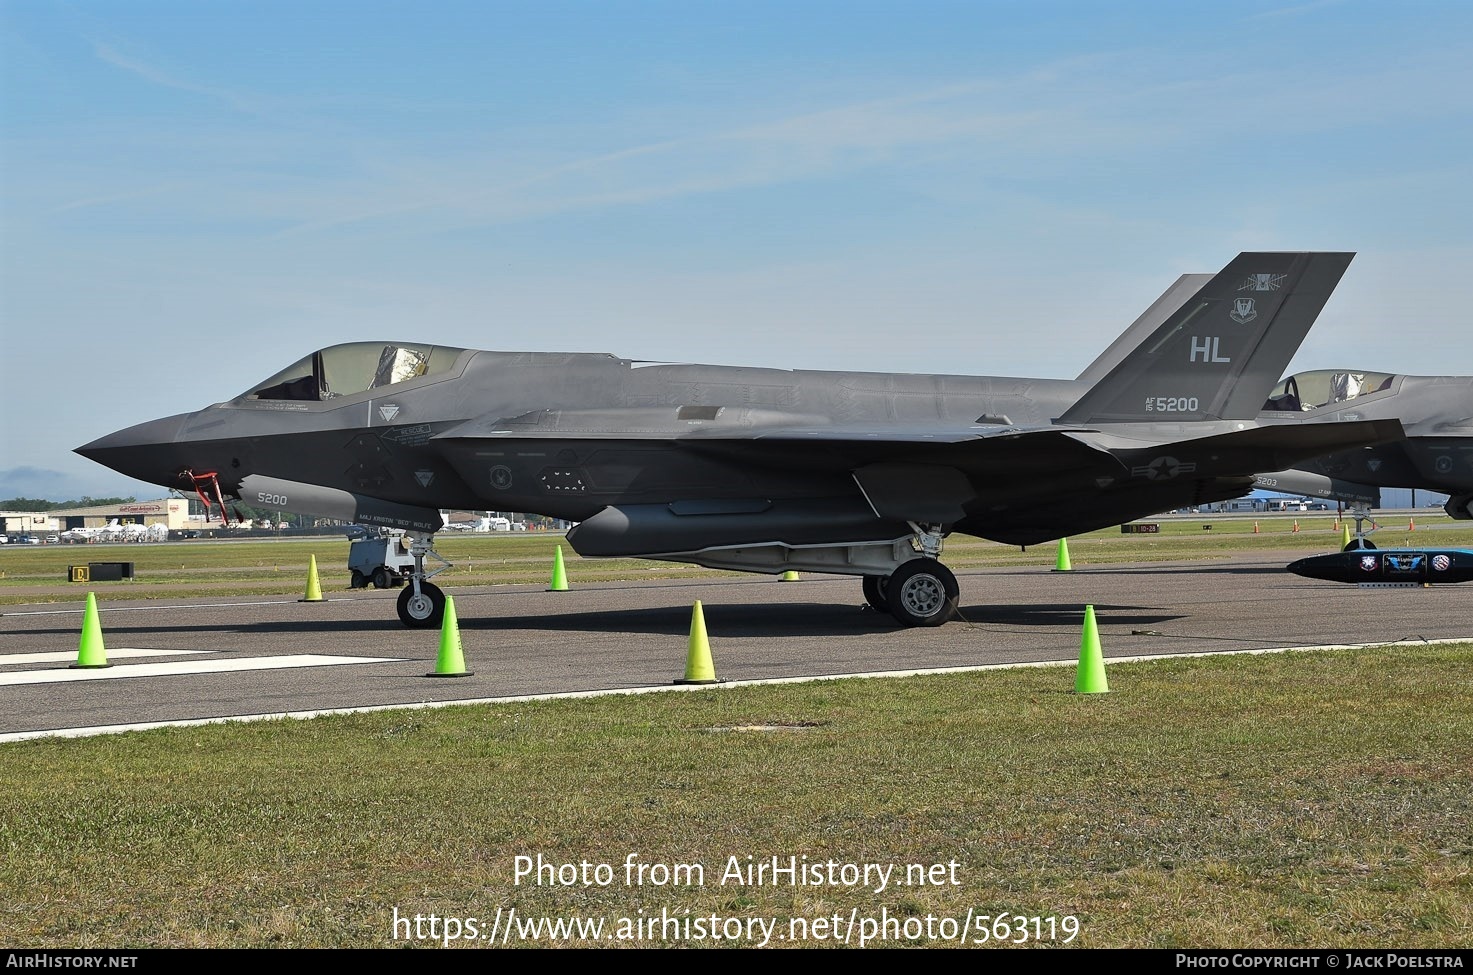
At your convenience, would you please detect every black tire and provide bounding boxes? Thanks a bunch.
[861,574,890,612]
[349,569,367,589]
[886,558,959,627]
[372,567,392,589]
[1344,538,1377,551]
[397,581,445,628]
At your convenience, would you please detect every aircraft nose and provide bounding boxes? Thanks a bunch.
[75,412,197,488]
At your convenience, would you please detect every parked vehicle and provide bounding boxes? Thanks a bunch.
[347,534,417,589]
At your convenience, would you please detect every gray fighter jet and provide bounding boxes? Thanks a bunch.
[1252,369,1473,534]
[77,251,1401,628]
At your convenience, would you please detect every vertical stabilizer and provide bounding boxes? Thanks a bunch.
[1060,252,1354,424]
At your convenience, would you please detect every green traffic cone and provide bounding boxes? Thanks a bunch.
[548,545,569,592]
[780,570,800,582]
[426,595,472,677]
[675,600,720,685]
[1053,537,1073,572]
[1074,604,1108,694]
[72,592,112,669]
[1340,523,1353,551]
[299,553,325,602]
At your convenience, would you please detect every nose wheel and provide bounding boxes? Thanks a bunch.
[397,580,446,628]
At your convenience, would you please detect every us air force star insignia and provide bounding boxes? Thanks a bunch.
[1229,298,1258,324]
[1149,457,1180,479]
[1130,456,1196,480]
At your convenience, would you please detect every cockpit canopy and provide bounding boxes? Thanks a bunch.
[244,343,467,402]
[1263,369,1397,413]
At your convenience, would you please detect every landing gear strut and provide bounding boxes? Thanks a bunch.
[1343,503,1378,551]
[858,523,958,626]
[396,531,452,628]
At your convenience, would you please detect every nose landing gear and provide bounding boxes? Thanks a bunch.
[396,531,452,628]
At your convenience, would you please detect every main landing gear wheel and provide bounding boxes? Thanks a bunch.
[397,581,446,628]
[862,574,890,612]
[886,558,959,628]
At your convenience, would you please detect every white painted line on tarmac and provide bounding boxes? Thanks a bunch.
[0,599,323,617]
[1,648,210,666]
[2,637,1468,743]
[0,654,395,688]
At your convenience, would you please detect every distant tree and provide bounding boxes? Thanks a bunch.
[0,498,54,511]
[1,496,139,511]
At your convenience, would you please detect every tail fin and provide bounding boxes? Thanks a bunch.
[1060,252,1354,424]
[1075,273,1214,385]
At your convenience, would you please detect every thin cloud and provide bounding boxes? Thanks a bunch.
[91,40,269,116]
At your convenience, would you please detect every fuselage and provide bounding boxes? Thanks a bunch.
[77,343,1087,530]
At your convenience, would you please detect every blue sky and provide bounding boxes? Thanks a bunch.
[2,1,1470,500]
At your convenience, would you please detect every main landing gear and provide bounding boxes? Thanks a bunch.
[861,525,959,627]
[396,531,452,628]
[652,521,962,628]
[877,558,959,627]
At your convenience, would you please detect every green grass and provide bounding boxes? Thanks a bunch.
[1,645,1470,947]
[3,514,1470,606]
[4,520,1471,947]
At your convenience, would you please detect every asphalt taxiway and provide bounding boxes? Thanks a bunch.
[2,551,1469,739]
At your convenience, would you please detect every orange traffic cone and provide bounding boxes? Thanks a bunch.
[1252,521,1259,534]
[1291,520,1300,533]
[1409,517,1416,531]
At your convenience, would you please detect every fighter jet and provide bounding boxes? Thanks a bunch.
[1252,369,1473,537]
[77,252,1401,628]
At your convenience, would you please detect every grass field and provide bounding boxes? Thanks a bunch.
[0,646,1470,948]
[1,518,1470,948]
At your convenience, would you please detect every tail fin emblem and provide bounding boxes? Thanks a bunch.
[1230,298,1258,324]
